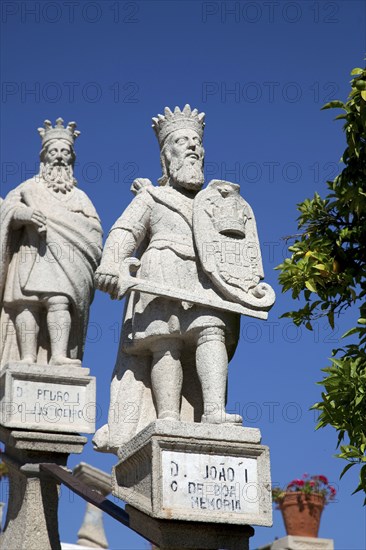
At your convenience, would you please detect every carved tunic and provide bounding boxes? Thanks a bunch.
[108,185,238,355]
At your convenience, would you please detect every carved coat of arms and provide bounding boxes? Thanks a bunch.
[193,180,275,312]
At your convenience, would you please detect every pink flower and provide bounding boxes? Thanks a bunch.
[317,475,328,484]
[273,473,335,506]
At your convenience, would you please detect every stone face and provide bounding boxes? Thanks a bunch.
[113,420,272,527]
[0,118,102,369]
[0,363,96,433]
[93,105,275,454]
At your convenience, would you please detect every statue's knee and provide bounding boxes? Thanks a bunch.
[150,337,182,361]
[197,327,225,347]
[46,295,70,312]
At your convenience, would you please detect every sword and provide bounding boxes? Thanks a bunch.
[118,258,268,321]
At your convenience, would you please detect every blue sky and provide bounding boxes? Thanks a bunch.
[1,1,366,548]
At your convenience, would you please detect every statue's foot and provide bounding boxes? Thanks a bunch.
[49,356,81,366]
[19,356,36,364]
[158,410,180,421]
[93,425,118,454]
[202,411,242,425]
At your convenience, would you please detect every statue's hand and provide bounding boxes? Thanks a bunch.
[131,178,153,195]
[13,207,47,233]
[94,268,120,300]
[117,258,141,299]
[95,258,140,300]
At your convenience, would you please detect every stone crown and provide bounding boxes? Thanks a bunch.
[38,118,80,146]
[152,104,205,146]
[213,198,247,238]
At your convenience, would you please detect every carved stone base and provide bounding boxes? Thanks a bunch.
[259,535,334,550]
[73,463,111,549]
[113,420,272,527]
[0,362,96,433]
[127,504,254,550]
[0,426,86,550]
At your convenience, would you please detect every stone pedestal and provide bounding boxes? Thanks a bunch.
[0,361,95,550]
[127,504,255,550]
[0,363,96,434]
[113,419,271,548]
[73,462,111,549]
[0,425,86,550]
[259,535,334,549]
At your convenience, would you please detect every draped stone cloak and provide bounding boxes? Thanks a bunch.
[0,178,103,368]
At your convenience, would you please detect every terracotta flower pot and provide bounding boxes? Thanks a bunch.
[279,492,325,537]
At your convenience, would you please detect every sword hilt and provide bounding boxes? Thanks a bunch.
[118,257,141,298]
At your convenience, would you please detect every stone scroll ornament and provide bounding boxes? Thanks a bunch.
[93,105,275,455]
[0,119,103,368]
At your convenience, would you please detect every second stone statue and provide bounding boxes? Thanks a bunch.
[93,105,275,454]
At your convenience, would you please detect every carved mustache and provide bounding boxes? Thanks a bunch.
[50,159,69,166]
[185,152,200,160]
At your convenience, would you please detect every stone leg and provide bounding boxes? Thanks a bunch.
[196,328,242,424]
[151,339,183,421]
[46,296,76,366]
[14,306,40,363]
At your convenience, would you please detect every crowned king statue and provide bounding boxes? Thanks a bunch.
[93,105,275,454]
[0,118,103,368]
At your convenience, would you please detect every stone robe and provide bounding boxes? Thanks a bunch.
[0,178,103,367]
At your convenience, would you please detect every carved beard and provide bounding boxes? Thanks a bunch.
[38,163,76,193]
[168,155,204,191]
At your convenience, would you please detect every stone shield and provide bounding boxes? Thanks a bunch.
[193,180,275,311]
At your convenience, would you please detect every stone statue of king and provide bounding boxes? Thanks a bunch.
[94,105,275,454]
[0,118,103,369]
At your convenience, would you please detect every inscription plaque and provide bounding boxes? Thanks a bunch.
[112,420,272,526]
[0,363,96,434]
[162,450,259,516]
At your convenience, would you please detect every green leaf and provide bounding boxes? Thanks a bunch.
[351,68,364,75]
[305,280,317,293]
[342,327,360,338]
[321,100,346,110]
[352,483,364,495]
[328,310,335,330]
[340,462,355,479]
